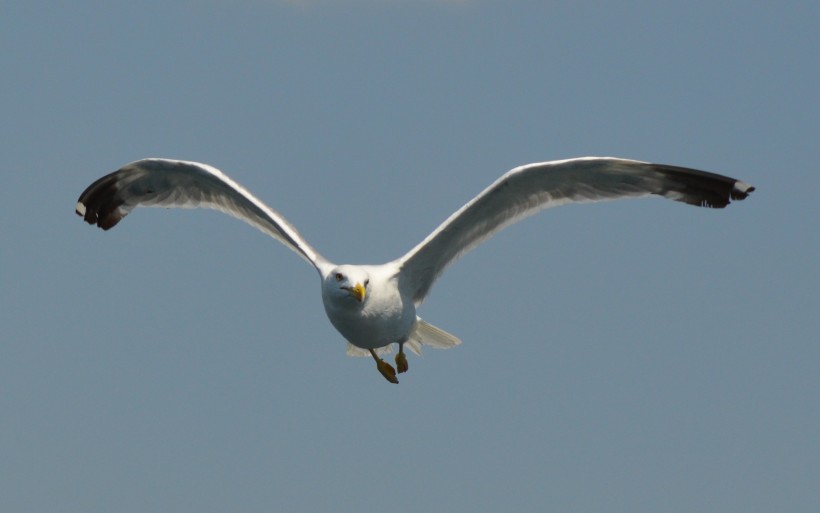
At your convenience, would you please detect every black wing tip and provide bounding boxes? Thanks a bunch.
[731,181,755,201]
[75,200,125,230]
[702,181,756,209]
[650,163,755,209]
[75,173,127,230]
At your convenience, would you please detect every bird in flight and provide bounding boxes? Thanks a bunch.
[76,157,754,383]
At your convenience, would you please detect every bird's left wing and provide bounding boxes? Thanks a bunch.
[397,157,754,304]
[76,158,328,270]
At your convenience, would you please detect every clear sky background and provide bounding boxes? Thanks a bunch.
[2,2,818,512]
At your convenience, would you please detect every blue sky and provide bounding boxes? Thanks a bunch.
[2,2,818,512]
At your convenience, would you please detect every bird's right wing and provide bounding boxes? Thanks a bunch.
[76,158,329,271]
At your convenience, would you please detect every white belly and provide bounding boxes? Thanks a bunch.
[323,284,415,349]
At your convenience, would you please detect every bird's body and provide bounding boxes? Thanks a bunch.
[321,264,414,352]
[76,157,754,383]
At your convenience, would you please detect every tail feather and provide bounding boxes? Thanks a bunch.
[407,318,462,355]
[344,318,461,357]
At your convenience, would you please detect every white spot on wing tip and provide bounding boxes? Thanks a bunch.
[735,180,753,193]
[75,202,86,216]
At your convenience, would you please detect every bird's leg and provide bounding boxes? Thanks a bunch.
[395,343,408,374]
[369,349,398,384]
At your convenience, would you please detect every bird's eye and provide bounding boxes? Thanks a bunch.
[364,279,370,287]
[335,273,343,282]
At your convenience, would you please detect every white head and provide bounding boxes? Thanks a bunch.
[322,265,370,306]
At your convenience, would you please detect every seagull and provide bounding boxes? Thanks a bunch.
[76,157,754,383]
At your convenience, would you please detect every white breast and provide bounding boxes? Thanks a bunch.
[322,270,416,350]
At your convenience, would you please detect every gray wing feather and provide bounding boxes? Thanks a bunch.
[76,158,328,270]
[398,157,754,304]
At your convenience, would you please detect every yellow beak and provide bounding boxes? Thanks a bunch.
[350,282,366,302]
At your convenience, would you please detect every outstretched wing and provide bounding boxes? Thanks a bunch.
[398,157,754,304]
[76,158,328,270]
